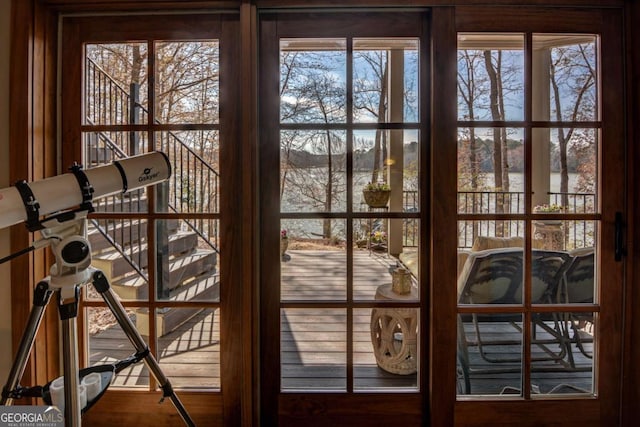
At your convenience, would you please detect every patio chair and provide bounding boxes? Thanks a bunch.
[457,247,569,305]
[561,247,595,360]
[456,247,572,393]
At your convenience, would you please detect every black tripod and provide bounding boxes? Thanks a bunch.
[0,213,195,427]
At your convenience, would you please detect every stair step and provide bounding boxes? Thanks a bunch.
[135,275,220,336]
[88,219,179,252]
[166,273,220,302]
[109,267,219,301]
[107,274,147,300]
[108,250,217,299]
[92,231,200,280]
[162,250,217,291]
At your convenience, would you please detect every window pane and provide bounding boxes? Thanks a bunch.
[85,43,149,125]
[280,219,346,301]
[532,34,598,122]
[530,312,595,396]
[352,217,419,301]
[458,246,525,305]
[354,130,419,214]
[532,128,598,215]
[353,38,419,123]
[157,130,220,214]
[155,41,220,124]
[356,307,419,390]
[281,308,347,391]
[83,131,150,213]
[280,130,347,213]
[89,218,149,301]
[87,307,149,388]
[280,38,347,124]
[458,220,525,251]
[457,33,524,121]
[530,249,571,303]
[156,308,220,390]
[83,130,150,164]
[457,128,525,214]
[155,219,219,302]
[457,313,524,396]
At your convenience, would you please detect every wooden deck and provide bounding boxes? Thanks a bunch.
[459,319,594,395]
[89,248,593,395]
[89,307,220,389]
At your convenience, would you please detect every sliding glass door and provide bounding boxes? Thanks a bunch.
[259,11,429,425]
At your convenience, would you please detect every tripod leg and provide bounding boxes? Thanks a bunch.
[58,286,82,427]
[91,271,195,427]
[1,281,53,405]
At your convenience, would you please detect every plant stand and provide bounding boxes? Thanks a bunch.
[533,221,564,251]
[366,206,388,256]
[370,283,418,375]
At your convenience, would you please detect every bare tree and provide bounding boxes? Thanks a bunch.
[549,43,596,207]
[483,50,508,193]
[457,50,486,192]
[279,49,346,239]
[353,50,388,184]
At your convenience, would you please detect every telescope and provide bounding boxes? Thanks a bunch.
[0,151,171,231]
[0,151,195,426]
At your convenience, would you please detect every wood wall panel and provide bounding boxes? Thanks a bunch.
[9,0,59,397]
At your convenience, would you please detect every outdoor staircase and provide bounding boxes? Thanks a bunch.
[84,56,220,336]
[88,202,219,336]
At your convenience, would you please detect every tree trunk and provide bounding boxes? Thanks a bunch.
[372,58,388,184]
[484,51,504,193]
[484,50,507,236]
[324,129,333,239]
[497,51,509,193]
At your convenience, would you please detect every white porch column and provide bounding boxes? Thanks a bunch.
[532,48,551,208]
[388,49,404,256]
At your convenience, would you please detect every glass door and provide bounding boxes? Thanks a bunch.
[259,11,428,424]
[60,13,241,424]
[450,7,625,425]
[456,31,601,396]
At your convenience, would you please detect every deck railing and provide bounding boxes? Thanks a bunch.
[396,191,596,249]
[456,190,595,249]
[401,190,595,249]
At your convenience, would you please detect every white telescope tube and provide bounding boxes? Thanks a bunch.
[0,151,171,230]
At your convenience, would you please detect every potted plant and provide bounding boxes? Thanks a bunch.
[370,230,387,251]
[362,181,390,208]
[533,203,565,213]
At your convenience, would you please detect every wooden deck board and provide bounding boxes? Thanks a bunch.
[89,248,593,394]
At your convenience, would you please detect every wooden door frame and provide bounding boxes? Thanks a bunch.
[257,10,430,426]
[61,12,241,426]
[8,3,248,426]
[446,6,627,426]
